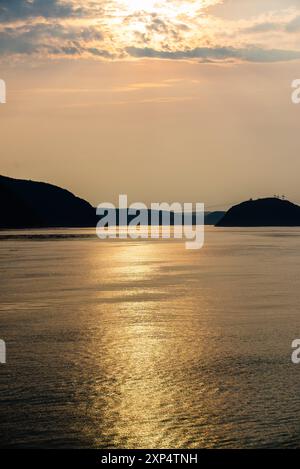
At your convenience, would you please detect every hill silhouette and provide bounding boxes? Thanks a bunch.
[0,174,223,229]
[216,197,300,227]
[0,175,96,228]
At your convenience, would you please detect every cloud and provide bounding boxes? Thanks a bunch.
[125,46,300,63]
[1,0,300,63]
[286,15,300,32]
[242,22,281,34]
[207,0,300,20]
[0,0,82,21]
[0,22,105,56]
[112,80,180,92]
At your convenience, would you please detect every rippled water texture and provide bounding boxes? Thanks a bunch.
[1,227,300,448]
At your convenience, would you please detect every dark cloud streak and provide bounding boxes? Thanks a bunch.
[126,46,300,62]
[0,0,82,21]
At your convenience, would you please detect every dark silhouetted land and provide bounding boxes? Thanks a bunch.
[216,197,300,227]
[0,174,224,229]
[0,174,96,228]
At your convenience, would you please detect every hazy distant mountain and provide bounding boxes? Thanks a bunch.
[108,209,225,226]
[204,211,225,225]
[216,198,300,227]
[0,175,96,228]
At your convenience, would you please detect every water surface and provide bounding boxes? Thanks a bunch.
[1,227,300,448]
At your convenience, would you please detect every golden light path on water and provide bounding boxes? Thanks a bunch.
[86,240,211,448]
[1,228,300,448]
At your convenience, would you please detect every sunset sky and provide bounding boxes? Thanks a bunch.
[1,0,300,208]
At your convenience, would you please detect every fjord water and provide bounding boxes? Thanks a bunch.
[1,227,300,448]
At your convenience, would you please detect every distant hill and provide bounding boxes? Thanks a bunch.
[0,174,225,229]
[204,211,225,225]
[216,198,300,227]
[0,175,96,228]
[107,209,225,226]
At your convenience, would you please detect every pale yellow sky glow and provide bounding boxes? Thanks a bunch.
[1,1,300,208]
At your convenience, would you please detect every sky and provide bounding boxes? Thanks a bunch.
[1,0,300,209]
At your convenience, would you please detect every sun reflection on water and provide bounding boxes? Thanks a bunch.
[86,241,198,447]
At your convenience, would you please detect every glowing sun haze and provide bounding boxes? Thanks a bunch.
[2,0,300,62]
[1,0,300,208]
